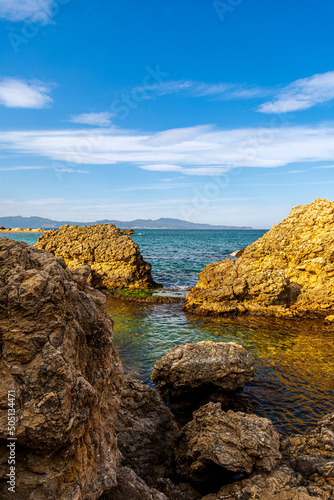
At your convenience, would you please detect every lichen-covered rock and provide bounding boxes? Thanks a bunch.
[0,238,123,500]
[116,376,180,483]
[281,413,334,499]
[185,199,334,318]
[201,465,314,500]
[35,223,157,289]
[151,342,255,396]
[175,403,281,481]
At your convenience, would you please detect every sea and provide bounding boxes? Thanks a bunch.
[3,229,334,435]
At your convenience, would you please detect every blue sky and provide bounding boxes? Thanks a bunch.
[0,0,334,228]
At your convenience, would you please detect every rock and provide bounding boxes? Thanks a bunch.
[35,223,157,290]
[151,341,255,396]
[324,315,334,324]
[0,238,123,499]
[175,402,281,481]
[120,229,136,235]
[103,466,168,500]
[185,198,334,318]
[202,465,314,500]
[0,226,5,230]
[155,478,201,500]
[281,413,334,499]
[116,376,179,484]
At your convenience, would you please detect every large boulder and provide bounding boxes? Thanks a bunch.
[175,402,281,481]
[185,199,334,319]
[115,376,179,483]
[35,223,157,289]
[0,238,123,499]
[151,341,255,396]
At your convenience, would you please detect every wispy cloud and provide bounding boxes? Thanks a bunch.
[312,164,334,170]
[257,71,334,114]
[0,78,52,108]
[1,124,334,174]
[139,79,266,101]
[69,112,114,127]
[0,0,55,23]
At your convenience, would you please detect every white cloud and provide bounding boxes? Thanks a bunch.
[0,0,55,23]
[258,71,334,114]
[1,124,334,175]
[0,78,52,108]
[69,112,114,127]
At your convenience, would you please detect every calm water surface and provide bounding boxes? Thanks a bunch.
[4,229,334,434]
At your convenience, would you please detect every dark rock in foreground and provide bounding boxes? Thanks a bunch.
[202,465,314,499]
[115,376,179,483]
[151,341,255,396]
[175,402,281,481]
[0,238,123,499]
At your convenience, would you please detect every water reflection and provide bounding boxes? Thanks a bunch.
[106,296,334,435]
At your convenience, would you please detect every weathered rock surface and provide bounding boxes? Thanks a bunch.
[151,342,255,396]
[201,465,314,500]
[185,198,334,318]
[35,223,157,289]
[116,376,180,483]
[103,466,168,500]
[281,413,334,499]
[175,403,281,481]
[0,237,123,499]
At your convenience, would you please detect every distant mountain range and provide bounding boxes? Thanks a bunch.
[0,216,253,230]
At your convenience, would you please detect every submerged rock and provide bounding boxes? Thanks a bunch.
[151,341,255,396]
[175,402,281,481]
[185,198,334,319]
[0,238,123,499]
[116,376,179,483]
[35,223,157,290]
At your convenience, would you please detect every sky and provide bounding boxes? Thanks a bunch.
[0,0,334,228]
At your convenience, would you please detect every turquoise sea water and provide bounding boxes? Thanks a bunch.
[131,229,267,288]
[3,230,334,435]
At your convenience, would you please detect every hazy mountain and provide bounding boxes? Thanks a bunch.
[0,216,252,230]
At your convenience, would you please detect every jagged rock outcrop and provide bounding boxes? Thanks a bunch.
[0,238,123,500]
[185,199,334,318]
[201,465,314,500]
[35,224,157,289]
[175,402,281,482]
[281,413,334,499]
[115,376,180,484]
[151,342,255,396]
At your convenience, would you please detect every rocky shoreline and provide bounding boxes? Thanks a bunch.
[1,200,334,499]
[0,227,44,232]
